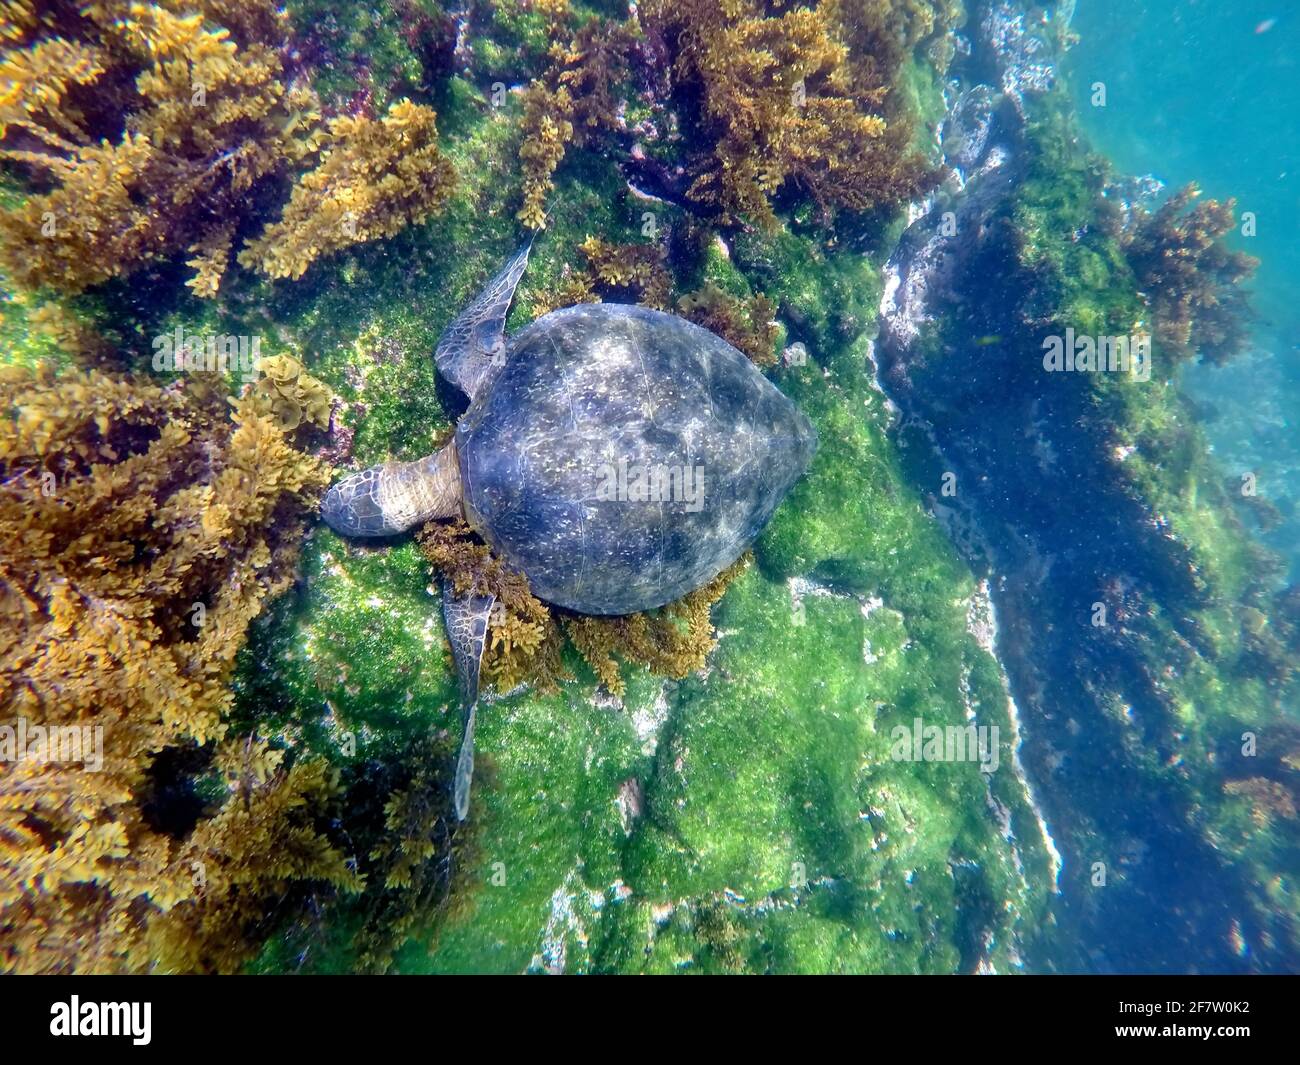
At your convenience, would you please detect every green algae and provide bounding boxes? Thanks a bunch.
[598,569,1047,974]
[185,94,1056,969]
[285,0,453,112]
[0,292,72,371]
[740,231,970,610]
[189,9,1059,970]
[255,555,1048,974]
[221,149,1054,971]
[233,532,459,748]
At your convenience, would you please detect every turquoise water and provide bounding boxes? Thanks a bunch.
[1067,1,1300,574]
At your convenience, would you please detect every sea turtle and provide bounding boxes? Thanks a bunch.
[321,240,817,819]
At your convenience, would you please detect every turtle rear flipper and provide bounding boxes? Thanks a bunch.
[442,579,495,820]
[454,702,477,823]
[434,239,533,401]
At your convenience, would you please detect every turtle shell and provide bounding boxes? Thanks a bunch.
[455,304,816,614]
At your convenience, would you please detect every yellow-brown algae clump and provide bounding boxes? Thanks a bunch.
[514,1,941,231]
[240,353,335,432]
[0,359,361,973]
[577,235,674,310]
[516,15,636,230]
[0,0,325,296]
[638,0,938,228]
[563,555,749,698]
[238,100,457,281]
[417,519,570,696]
[351,735,451,974]
[1224,777,1299,829]
[418,522,748,700]
[1118,183,1259,367]
[0,2,455,296]
[677,283,780,367]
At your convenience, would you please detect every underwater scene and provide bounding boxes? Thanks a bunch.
[0,0,1296,978]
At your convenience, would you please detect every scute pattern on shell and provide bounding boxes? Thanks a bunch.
[456,304,817,614]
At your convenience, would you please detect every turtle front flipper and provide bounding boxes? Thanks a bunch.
[442,579,495,820]
[434,238,533,400]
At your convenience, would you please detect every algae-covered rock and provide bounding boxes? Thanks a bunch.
[224,106,1053,971]
[213,1,1055,973]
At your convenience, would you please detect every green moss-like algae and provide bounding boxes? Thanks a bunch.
[190,4,1056,970]
[226,124,1053,970]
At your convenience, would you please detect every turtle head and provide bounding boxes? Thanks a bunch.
[320,465,403,538]
[321,447,463,538]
